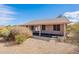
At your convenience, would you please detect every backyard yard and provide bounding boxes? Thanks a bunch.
[0,23,78,54]
[0,37,78,54]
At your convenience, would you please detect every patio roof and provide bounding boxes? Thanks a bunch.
[24,16,71,25]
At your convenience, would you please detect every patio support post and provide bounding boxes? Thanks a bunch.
[28,25,29,29]
[39,25,41,36]
[27,25,30,32]
[64,24,67,39]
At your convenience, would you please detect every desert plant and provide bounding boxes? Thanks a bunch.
[0,28,10,38]
[71,31,79,45]
[11,26,32,37]
[15,34,29,44]
[65,23,79,45]
[0,26,32,44]
[6,26,32,44]
[64,22,79,45]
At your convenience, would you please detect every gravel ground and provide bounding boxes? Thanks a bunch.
[0,38,78,54]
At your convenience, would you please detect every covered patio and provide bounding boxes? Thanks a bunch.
[27,23,67,38]
[23,16,70,39]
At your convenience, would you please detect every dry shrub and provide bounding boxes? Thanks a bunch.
[0,28,11,41]
[6,26,33,44]
[0,26,32,44]
[71,32,79,45]
[65,31,79,46]
[65,23,79,46]
[15,34,29,44]
[11,26,32,37]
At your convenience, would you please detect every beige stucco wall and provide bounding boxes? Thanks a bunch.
[45,25,53,32]
[42,24,64,35]
[28,24,64,35]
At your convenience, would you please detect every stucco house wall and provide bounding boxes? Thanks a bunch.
[28,24,64,35]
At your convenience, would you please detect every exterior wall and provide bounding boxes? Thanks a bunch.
[28,24,64,35]
[42,24,64,35]
[45,25,53,32]
[28,25,40,31]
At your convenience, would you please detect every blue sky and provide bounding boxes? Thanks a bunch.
[0,4,79,25]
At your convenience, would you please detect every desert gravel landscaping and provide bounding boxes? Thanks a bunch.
[0,38,78,54]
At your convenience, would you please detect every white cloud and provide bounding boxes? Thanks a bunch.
[0,4,16,25]
[64,11,79,23]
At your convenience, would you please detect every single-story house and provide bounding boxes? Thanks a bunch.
[22,16,70,39]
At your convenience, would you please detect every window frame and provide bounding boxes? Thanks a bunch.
[42,25,46,31]
[53,24,60,31]
[31,26,34,30]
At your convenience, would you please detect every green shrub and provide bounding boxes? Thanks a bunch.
[0,28,10,37]
[15,34,29,44]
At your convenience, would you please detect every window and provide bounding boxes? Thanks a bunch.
[42,25,46,30]
[31,26,34,30]
[53,24,60,31]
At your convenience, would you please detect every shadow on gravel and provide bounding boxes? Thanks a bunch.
[32,36,58,42]
[33,36,51,42]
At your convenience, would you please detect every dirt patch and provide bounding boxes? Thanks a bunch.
[0,38,78,54]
